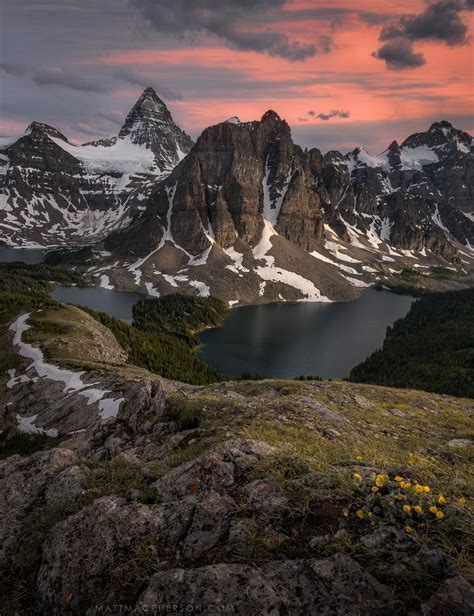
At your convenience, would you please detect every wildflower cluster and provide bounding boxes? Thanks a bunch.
[343,467,469,534]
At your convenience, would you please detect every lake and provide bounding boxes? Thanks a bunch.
[1,246,414,378]
[51,286,143,323]
[198,289,414,379]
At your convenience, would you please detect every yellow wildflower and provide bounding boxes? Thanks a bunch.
[414,505,422,513]
[355,455,363,461]
[404,526,413,533]
[375,475,385,487]
[435,510,445,519]
[423,485,431,493]
[401,482,412,490]
[353,473,362,480]
[403,505,411,513]
[429,506,438,514]
[394,476,403,482]
[343,511,349,518]
[356,509,365,519]
[368,512,373,518]
[415,484,424,493]
[438,495,446,505]
[458,497,467,505]
[371,486,379,493]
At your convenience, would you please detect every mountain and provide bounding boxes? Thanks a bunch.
[99,113,474,305]
[1,97,473,304]
[0,88,193,246]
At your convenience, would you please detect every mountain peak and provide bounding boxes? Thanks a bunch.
[429,120,453,132]
[118,87,193,171]
[26,122,69,143]
[261,110,282,124]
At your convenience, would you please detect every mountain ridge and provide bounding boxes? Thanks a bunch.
[1,92,473,306]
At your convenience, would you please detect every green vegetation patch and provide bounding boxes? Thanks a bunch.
[349,288,474,398]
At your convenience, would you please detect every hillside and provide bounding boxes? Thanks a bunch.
[349,288,474,398]
[1,294,473,614]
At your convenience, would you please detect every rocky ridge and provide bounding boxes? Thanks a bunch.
[1,303,473,614]
[98,113,474,305]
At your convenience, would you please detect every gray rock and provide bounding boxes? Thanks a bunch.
[240,479,287,514]
[421,576,474,615]
[153,439,275,503]
[44,465,87,508]
[37,495,194,611]
[139,554,394,615]
[0,448,78,560]
[447,438,473,450]
[181,492,233,560]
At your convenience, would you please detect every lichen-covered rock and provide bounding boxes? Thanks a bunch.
[0,448,78,561]
[139,554,394,615]
[181,492,234,560]
[44,465,87,508]
[421,576,474,615]
[37,495,194,612]
[152,439,275,503]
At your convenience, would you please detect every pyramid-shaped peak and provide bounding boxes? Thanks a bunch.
[118,87,194,171]
[26,122,69,143]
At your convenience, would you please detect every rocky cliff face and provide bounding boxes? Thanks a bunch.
[100,114,473,305]
[1,305,473,614]
[0,88,193,246]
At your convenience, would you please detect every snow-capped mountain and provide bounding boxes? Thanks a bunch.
[0,88,193,246]
[98,113,473,305]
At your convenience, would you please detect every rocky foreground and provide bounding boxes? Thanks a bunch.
[1,305,473,614]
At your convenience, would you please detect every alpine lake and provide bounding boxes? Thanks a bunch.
[2,246,414,379]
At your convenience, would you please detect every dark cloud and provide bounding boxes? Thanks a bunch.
[373,1,472,70]
[372,39,426,70]
[0,62,29,77]
[1,62,111,93]
[112,68,183,100]
[32,67,110,93]
[307,109,350,121]
[130,0,329,60]
[379,1,470,47]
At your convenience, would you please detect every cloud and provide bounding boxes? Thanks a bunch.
[373,1,473,70]
[32,67,110,93]
[130,0,329,61]
[98,110,125,125]
[112,68,182,100]
[0,62,110,93]
[372,39,426,70]
[0,62,29,77]
[379,1,470,46]
[307,109,351,121]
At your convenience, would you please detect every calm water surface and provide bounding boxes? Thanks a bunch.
[51,286,143,323]
[198,289,414,379]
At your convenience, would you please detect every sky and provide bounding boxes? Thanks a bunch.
[0,0,473,154]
